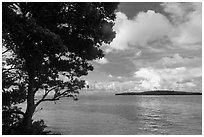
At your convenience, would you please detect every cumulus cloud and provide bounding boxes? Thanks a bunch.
[94,57,109,64]
[85,64,201,92]
[134,67,201,90]
[87,80,141,93]
[89,82,116,91]
[162,2,202,48]
[105,10,173,52]
[104,2,201,53]
[85,3,202,93]
[134,68,161,89]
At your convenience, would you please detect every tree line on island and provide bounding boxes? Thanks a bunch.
[115,90,202,95]
[2,2,119,134]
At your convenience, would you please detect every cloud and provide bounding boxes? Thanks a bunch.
[108,74,122,79]
[86,80,140,93]
[159,53,201,68]
[85,64,201,92]
[134,68,161,89]
[135,50,142,56]
[104,2,201,53]
[84,3,201,94]
[89,82,116,91]
[134,67,201,90]
[161,2,202,48]
[131,52,201,72]
[117,76,122,79]
[105,10,173,52]
[94,57,109,64]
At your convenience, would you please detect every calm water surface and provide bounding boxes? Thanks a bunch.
[34,95,202,135]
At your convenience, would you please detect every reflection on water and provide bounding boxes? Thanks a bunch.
[34,95,202,135]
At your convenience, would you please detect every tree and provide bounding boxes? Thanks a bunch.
[2,2,119,134]
[2,47,27,134]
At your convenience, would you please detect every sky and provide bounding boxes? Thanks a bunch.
[82,2,202,94]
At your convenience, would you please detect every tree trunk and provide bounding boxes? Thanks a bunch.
[20,70,36,134]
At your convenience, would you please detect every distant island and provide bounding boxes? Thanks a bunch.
[115,90,202,95]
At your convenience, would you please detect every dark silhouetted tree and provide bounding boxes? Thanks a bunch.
[2,2,119,134]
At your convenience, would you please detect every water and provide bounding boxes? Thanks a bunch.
[33,95,202,135]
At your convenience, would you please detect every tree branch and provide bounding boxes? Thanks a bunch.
[35,86,57,107]
[39,98,60,102]
[35,88,76,106]
[52,90,79,101]
[2,48,12,54]
[35,97,60,106]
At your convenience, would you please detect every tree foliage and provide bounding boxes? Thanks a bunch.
[2,2,119,134]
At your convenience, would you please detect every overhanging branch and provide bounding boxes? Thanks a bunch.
[40,98,60,102]
[35,86,57,107]
[2,48,12,54]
